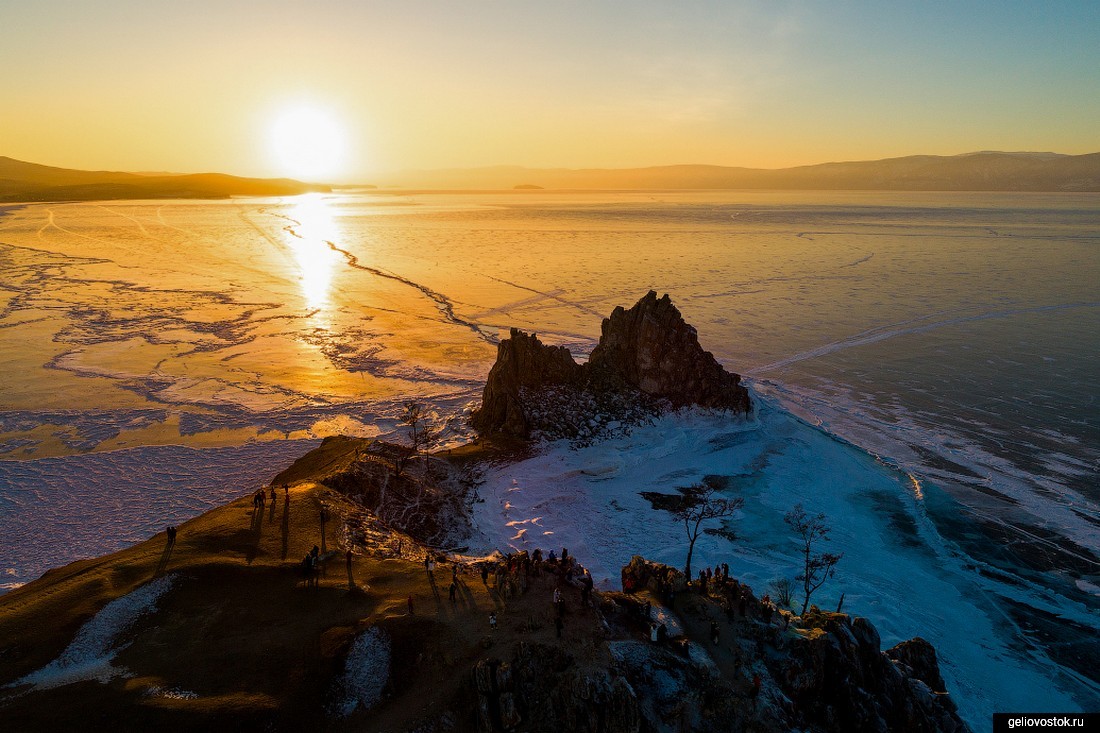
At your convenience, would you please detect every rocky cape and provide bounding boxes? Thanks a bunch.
[0,435,969,732]
[471,291,752,440]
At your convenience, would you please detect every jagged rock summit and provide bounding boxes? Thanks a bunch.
[471,291,751,439]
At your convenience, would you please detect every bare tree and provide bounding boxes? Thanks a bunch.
[673,483,743,579]
[784,503,843,616]
[398,401,438,477]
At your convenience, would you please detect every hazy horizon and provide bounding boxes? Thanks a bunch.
[2,1,1098,182]
[5,149,1097,189]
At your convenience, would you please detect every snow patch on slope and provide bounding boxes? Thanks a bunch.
[8,574,176,691]
[330,626,391,718]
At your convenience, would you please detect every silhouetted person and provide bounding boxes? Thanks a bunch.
[449,582,457,602]
[489,611,497,630]
[481,566,489,584]
[346,549,354,589]
[408,595,415,615]
[554,615,564,639]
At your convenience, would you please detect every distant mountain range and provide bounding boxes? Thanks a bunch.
[384,151,1100,192]
[0,157,329,202]
[4,152,1099,200]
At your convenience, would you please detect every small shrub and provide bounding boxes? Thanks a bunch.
[769,578,795,608]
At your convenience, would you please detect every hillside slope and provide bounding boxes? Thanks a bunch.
[0,157,328,202]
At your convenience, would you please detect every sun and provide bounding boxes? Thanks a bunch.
[268,104,347,181]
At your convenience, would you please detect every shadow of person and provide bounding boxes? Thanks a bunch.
[281,500,291,560]
[153,540,174,578]
[269,497,277,522]
[246,505,264,564]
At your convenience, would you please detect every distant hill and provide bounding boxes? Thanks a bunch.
[0,157,329,202]
[385,152,1100,191]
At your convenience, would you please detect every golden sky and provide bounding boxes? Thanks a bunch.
[2,1,1098,182]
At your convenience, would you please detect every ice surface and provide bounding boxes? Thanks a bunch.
[0,441,320,589]
[8,574,176,690]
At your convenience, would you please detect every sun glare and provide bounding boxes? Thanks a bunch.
[268,105,347,181]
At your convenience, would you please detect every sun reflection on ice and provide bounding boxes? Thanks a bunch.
[284,194,343,323]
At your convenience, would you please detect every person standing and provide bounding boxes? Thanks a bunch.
[554,615,564,639]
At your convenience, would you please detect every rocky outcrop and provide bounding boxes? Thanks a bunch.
[470,329,582,437]
[474,644,641,733]
[588,291,751,412]
[463,554,967,733]
[471,292,751,439]
[780,609,966,733]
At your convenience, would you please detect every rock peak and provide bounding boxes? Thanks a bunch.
[471,292,751,438]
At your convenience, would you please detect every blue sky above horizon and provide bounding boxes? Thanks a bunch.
[1,1,1097,180]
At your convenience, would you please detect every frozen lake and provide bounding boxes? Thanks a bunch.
[1,191,1098,720]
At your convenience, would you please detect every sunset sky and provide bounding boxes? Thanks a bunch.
[2,1,1098,182]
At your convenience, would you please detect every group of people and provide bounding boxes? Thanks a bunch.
[696,563,733,596]
[253,485,290,509]
[466,547,593,639]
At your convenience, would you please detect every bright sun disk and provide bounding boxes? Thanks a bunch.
[268,105,347,181]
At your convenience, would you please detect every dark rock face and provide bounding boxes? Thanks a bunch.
[474,644,641,733]
[470,329,582,437]
[588,291,751,412]
[465,555,968,733]
[780,610,966,733]
[471,292,751,439]
[887,637,948,693]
